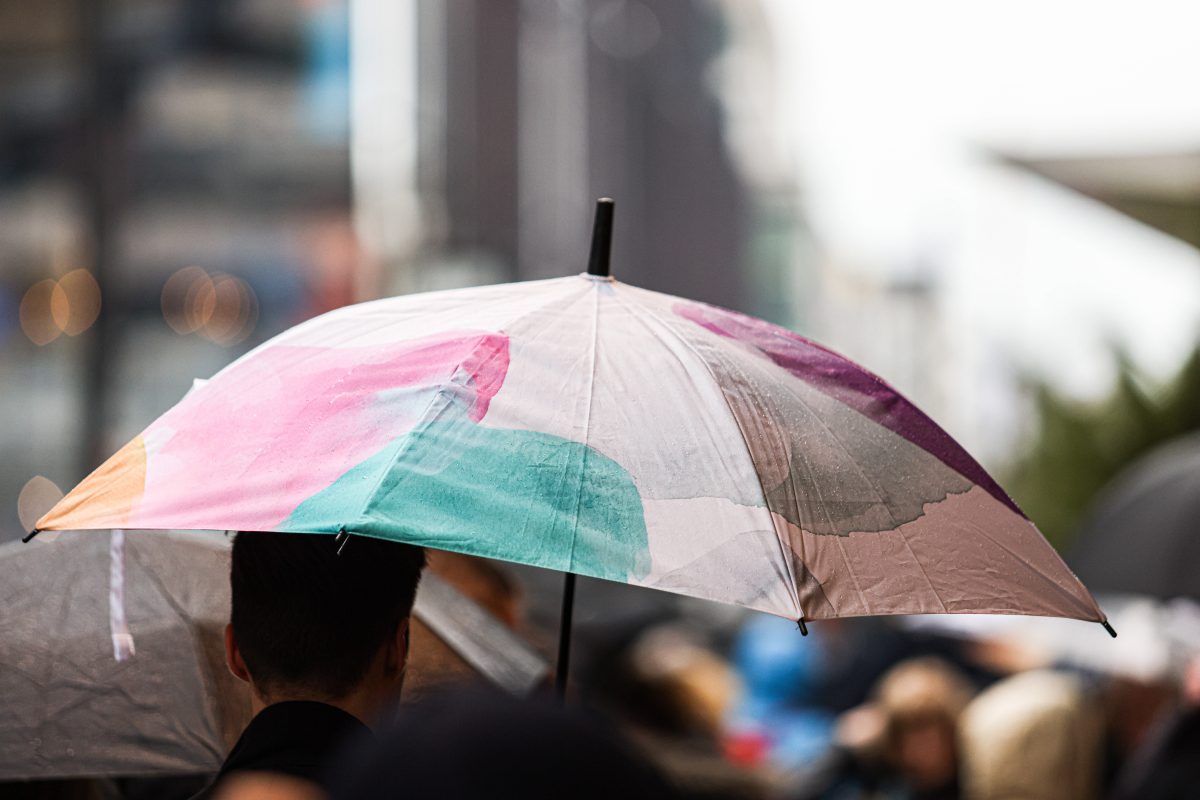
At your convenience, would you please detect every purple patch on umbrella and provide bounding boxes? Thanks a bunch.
[675,301,1024,518]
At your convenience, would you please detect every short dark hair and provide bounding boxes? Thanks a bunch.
[231,531,425,698]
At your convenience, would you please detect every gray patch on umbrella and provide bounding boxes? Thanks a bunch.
[711,339,974,536]
[765,391,975,535]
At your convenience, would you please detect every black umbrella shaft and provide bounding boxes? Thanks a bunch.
[557,198,610,698]
[555,571,576,699]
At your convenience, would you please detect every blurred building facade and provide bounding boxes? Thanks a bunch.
[0,0,358,541]
[357,0,780,314]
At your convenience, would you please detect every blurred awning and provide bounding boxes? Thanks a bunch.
[1005,151,1200,248]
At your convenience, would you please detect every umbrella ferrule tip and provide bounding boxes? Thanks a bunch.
[586,198,615,278]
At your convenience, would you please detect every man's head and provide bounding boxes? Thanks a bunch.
[225,531,425,719]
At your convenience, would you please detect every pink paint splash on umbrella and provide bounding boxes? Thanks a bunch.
[131,332,510,531]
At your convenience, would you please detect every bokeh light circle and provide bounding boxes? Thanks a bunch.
[201,274,258,346]
[58,269,102,336]
[187,275,217,332]
[161,266,211,334]
[162,266,258,345]
[20,279,67,346]
[17,476,64,542]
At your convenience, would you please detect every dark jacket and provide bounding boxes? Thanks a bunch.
[193,701,371,799]
[1110,706,1200,800]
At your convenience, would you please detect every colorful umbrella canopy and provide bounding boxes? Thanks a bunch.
[36,263,1105,630]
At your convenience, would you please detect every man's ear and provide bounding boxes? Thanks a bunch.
[385,618,410,676]
[225,623,252,684]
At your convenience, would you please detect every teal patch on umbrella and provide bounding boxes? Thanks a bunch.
[284,406,651,582]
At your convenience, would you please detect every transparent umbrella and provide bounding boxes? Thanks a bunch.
[0,531,249,779]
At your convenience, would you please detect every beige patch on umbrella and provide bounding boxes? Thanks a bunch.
[38,436,147,531]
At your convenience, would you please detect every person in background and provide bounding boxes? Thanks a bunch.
[725,614,837,774]
[401,550,525,701]
[611,624,770,799]
[959,670,1102,800]
[213,773,324,800]
[1108,653,1200,800]
[193,531,425,799]
[328,687,685,800]
[875,657,972,800]
[790,656,974,800]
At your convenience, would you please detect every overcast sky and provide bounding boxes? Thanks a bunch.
[762,0,1200,409]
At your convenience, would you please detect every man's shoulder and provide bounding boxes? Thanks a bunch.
[196,701,372,799]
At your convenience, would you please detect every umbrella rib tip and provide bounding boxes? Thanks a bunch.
[1101,619,1118,638]
[797,617,809,636]
[21,528,41,544]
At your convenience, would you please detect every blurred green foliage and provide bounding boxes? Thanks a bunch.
[1006,345,1200,550]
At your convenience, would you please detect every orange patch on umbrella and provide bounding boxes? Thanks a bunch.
[37,436,147,531]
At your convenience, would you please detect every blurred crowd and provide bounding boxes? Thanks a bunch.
[566,602,1200,800]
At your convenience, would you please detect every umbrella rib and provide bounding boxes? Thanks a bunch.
[565,285,602,574]
[351,283,594,541]
[612,287,804,621]
[350,374,460,532]
[957,513,1100,620]
[780,390,949,614]
[498,284,604,575]
[756,371,876,616]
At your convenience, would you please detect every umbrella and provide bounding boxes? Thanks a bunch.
[408,567,549,697]
[33,199,1111,692]
[0,531,249,779]
[0,531,546,780]
[1069,433,1200,601]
